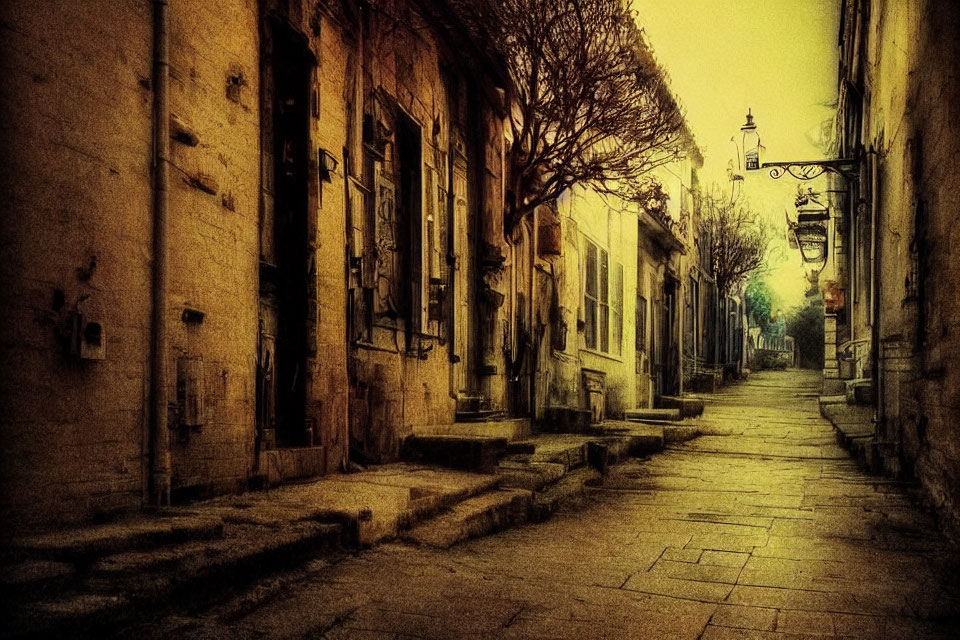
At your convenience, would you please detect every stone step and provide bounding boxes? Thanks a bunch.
[8,515,225,562]
[585,437,632,473]
[662,425,702,444]
[85,521,342,592]
[628,433,666,456]
[401,489,532,549]
[818,394,847,409]
[496,461,567,492]
[7,592,129,640]
[624,408,682,422]
[539,407,593,433]
[401,435,508,473]
[8,520,342,638]
[400,476,502,531]
[845,378,873,405]
[454,409,504,422]
[415,418,531,441]
[591,422,666,455]
[530,467,602,523]
[0,559,76,602]
[503,437,589,471]
[656,396,705,418]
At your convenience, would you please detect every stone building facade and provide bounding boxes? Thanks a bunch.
[541,138,725,422]
[827,0,960,537]
[0,0,513,531]
[0,0,719,532]
[1,0,270,528]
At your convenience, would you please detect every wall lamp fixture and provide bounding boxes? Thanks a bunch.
[740,109,858,181]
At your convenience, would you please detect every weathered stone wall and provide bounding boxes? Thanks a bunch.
[164,0,261,499]
[0,0,156,528]
[345,1,506,459]
[305,6,351,474]
[0,0,265,527]
[867,0,960,537]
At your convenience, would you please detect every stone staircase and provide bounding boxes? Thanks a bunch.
[2,513,344,638]
[3,417,703,636]
[819,395,880,473]
[396,425,683,549]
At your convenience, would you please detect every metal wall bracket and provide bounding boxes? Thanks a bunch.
[761,159,858,182]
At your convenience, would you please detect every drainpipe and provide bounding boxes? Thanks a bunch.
[528,207,537,421]
[868,148,881,424]
[150,0,171,506]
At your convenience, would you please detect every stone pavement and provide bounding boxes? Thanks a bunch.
[121,370,960,639]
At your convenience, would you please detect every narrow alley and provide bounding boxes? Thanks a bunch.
[3,1,960,638]
[125,370,960,640]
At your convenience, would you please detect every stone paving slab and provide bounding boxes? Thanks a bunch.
[106,371,960,639]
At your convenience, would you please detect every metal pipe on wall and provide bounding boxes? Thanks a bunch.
[150,0,171,506]
[528,207,537,420]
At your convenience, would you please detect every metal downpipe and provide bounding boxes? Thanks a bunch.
[150,0,171,506]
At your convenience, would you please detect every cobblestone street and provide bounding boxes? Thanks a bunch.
[129,371,960,639]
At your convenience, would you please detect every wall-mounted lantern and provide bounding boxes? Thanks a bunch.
[318,147,339,182]
[796,197,830,223]
[741,109,761,171]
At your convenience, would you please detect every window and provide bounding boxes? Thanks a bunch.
[583,237,620,354]
[600,250,609,353]
[584,242,598,349]
[612,263,623,355]
[636,295,647,352]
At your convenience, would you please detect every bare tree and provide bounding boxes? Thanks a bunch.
[699,188,769,297]
[457,0,685,233]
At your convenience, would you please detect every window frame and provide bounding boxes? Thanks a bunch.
[582,236,620,355]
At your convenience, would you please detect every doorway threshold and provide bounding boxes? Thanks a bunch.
[259,446,328,485]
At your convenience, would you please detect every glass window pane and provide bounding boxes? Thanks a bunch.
[585,299,597,349]
[636,296,647,350]
[585,242,597,298]
[615,264,623,312]
[613,310,622,356]
[601,305,609,353]
[614,264,623,356]
[599,249,609,303]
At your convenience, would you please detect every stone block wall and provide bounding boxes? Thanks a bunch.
[0,0,306,529]
[0,1,158,529]
[866,0,960,537]
[901,0,960,538]
[164,0,261,500]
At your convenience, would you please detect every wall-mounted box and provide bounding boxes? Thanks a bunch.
[68,312,105,360]
[177,356,205,428]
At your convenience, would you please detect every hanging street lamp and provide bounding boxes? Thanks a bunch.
[786,189,829,267]
[739,109,858,181]
[795,222,828,265]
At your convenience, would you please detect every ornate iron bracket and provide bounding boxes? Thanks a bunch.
[762,159,858,182]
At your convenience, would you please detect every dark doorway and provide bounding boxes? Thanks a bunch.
[261,29,312,448]
[660,277,680,397]
[395,110,423,350]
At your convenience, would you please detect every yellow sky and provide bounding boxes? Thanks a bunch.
[633,0,841,307]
